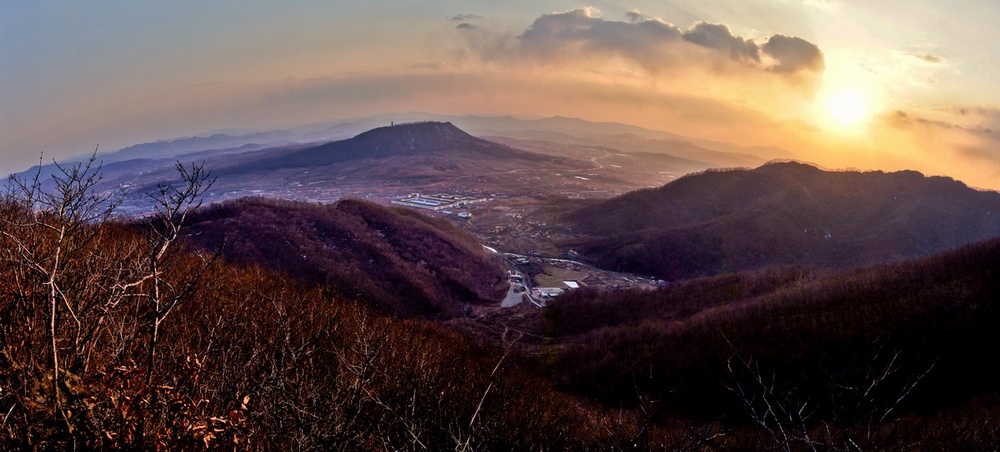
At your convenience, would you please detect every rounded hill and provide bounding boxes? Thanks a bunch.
[243,121,548,170]
[566,161,1000,280]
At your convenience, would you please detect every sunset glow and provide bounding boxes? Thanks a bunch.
[826,91,870,128]
[3,4,1000,447]
[2,2,1000,189]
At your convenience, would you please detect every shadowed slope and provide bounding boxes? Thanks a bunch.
[184,197,507,318]
[567,161,1000,280]
[544,237,1000,437]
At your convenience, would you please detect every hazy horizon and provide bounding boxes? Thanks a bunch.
[4,1,1000,189]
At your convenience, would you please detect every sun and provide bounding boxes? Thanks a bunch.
[825,90,870,127]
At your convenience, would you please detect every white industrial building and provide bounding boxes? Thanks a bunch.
[391,193,488,211]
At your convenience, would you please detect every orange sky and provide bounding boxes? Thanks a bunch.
[3,2,1000,188]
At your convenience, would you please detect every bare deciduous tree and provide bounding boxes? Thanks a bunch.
[726,339,937,451]
[139,161,216,386]
[2,152,121,427]
[1,155,216,446]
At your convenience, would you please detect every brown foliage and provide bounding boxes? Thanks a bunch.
[0,194,628,449]
[183,197,508,318]
[543,238,1000,447]
[566,161,1000,280]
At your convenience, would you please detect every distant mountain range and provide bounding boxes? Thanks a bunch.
[10,115,788,211]
[566,161,1000,280]
[451,115,797,162]
[21,113,778,175]
[78,120,386,165]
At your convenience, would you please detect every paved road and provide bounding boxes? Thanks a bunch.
[500,283,524,307]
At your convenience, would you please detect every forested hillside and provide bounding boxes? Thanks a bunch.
[544,238,1000,448]
[567,162,1000,280]
[4,159,1000,450]
[0,162,630,450]
[183,197,508,318]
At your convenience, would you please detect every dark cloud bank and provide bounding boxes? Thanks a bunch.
[460,8,824,76]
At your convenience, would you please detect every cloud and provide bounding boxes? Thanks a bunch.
[877,109,1000,187]
[681,22,760,63]
[973,107,1000,132]
[624,9,645,24]
[908,52,944,64]
[516,7,682,65]
[460,8,824,76]
[238,69,793,144]
[450,13,484,30]
[910,53,944,64]
[761,34,824,73]
[886,109,994,134]
[448,14,483,21]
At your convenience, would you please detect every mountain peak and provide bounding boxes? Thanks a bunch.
[241,120,545,170]
[755,160,823,172]
[366,121,462,133]
[349,121,476,151]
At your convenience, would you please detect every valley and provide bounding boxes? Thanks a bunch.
[9,3,1000,448]
[28,118,713,215]
[26,118,999,300]
[6,117,1000,450]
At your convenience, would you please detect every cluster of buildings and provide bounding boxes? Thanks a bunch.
[390,193,488,211]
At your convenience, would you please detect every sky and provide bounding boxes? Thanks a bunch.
[3,1,1000,189]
